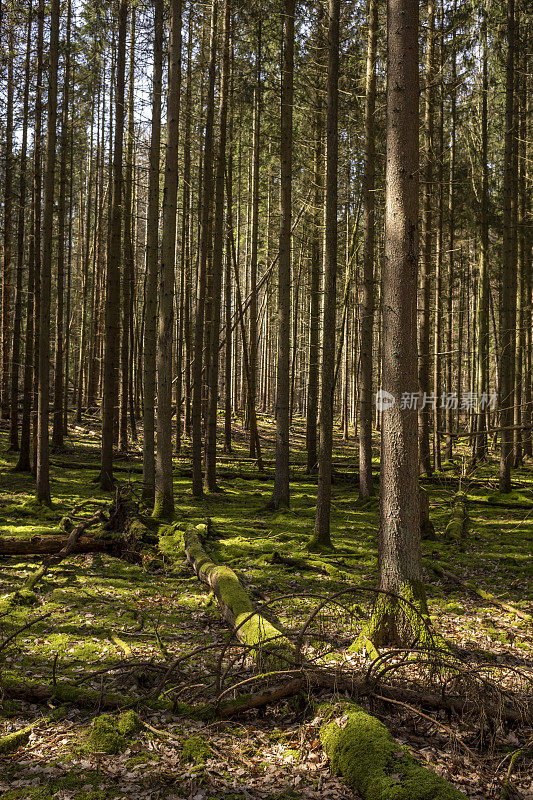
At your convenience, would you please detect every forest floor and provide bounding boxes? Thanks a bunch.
[0,413,532,800]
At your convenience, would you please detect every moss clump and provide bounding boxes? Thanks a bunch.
[445,494,469,541]
[84,714,127,754]
[181,735,211,765]
[7,588,39,607]
[118,710,141,736]
[306,536,335,555]
[319,700,467,799]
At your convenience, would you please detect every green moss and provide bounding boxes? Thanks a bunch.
[173,701,214,721]
[356,579,432,651]
[118,710,141,736]
[306,536,335,555]
[84,714,127,754]
[182,734,211,765]
[0,723,33,754]
[445,601,465,615]
[125,751,159,769]
[319,701,466,799]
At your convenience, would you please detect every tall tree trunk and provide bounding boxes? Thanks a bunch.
[192,0,217,498]
[445,11,456,462]
[522,65,532,459]
[100,0,128,490]
[175,10,193,456]
[1,2,14,420]
[432,1,444,472]
[310,0,339,551]
[31,0,45,476]
[358,0,378,498]
[305,8,324,475]
[36,0,60,505]
[205,0,231,491]
[142,0,163,500]
[499,0,517,493]
[17,0,44,473]
[10,1,32,451]
[154,0,182,516]
[513,39,525,469]
[268,0,295,509]
[224,28,234,455]
[367,0,428,648]
[475,0,489,463]
[76,106,95,424]
[418,0,435,476]
[118,6,136,454]
[52,0,72,451]
[248,13,262,457]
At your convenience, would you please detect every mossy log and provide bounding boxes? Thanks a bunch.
[0,534,112,556]
[1,677,163,711]
[425,560,532,622]
[0,708,66,754]
[184,525,292,667]
[319,700,467,800]
[444,493,469,541]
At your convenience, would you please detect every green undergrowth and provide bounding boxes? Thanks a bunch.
[0,422,531,800]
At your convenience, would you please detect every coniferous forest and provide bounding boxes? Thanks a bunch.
[0,0,532,797]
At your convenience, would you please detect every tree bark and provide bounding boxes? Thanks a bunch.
[118,5,136,454]
[367,0,428,647]
[205,0,231,492]
[154,0,182,517]
[1,1,14,421]
[36,0,60,505]
[310,0,339,551]
[142,0,163,501]
[305,9,324,475]
[192,0,218,498]
[358,0,378,498]
[10,1,32,451]
[100,0,128,490]
[268,0,295,509]
[418,0,435,477]
[52,0,72,451]
[499,0,517,493]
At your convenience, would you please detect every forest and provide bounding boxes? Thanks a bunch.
[0,0,531,797]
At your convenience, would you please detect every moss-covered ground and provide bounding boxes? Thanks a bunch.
[0,414,531,799]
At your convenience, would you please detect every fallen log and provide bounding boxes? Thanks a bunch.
[24,510,105,592]
[1,677,155,711]
[184,522,487,798]
[319,699,467,800]
[184,525,292,667]
[0,534,112,556]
